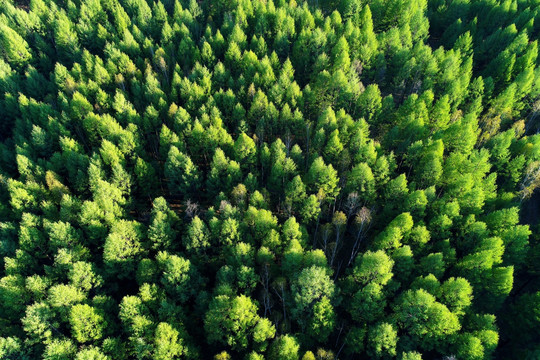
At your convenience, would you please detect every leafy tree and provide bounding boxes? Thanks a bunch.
[156,252,200,303]
[323,130,344,166]
[394,289,460,351]
[165,146,201,197]
[349,283,386,323]
[0,275,28,322]
[234,132,257,169]
[205,295,274,350]
[75,346,109,360]
[350,250,394,286]
[308,296,336,341]
[331,37,351,73]
[70,304,106,343]
[346,162,376,202]
[401,351,422,360]
[153,322,185,360]
[148,197,179,251]
[438,277,473,315]
[243,206,278,244]
[367,322,397,359]
[48,284,86,319]
[43,338,77,360]
[0,24,32,68]
[268,335,300,360]
[300,195,322,224]
[184,216,210,253]
[69,261,102,292]
[305,157,340,201]
[291,266,335,329]
[54,12,81,63]
[207,148,242,197]
[103,220,144,279]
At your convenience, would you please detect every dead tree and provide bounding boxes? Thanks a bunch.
[347,206,373,267]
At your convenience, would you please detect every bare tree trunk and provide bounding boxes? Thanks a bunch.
[261,264,272,317]
[330,226,341,267]
[347,207,373,267]
[273,282,287,325]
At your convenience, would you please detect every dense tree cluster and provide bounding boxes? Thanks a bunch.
[0,0,540,358]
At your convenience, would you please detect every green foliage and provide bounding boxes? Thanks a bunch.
[103,220,144,279]
[308,296,336,341]
[0,24,32,68]
[69,304,106,343]
[153,322,185,360]
[306,157,340,201]
[394,289,461,351]
[184,216,210,253]
[0,0,538,358]
[351,250,394,286]
[268,335,300,360]
[165,146,201,197]
[367,322,397,358]
[291,266,335,320]
[207,148,242,197]
[205,295,274,350]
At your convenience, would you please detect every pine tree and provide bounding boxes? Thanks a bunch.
[0,24,32,68]
[164,146,201,197]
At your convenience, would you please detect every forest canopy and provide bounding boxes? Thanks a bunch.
[1,0,540,359]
